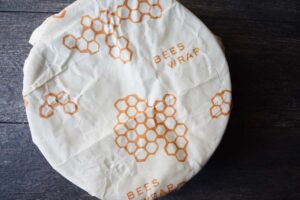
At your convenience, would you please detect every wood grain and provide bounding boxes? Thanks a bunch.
[0,0,299,199]
[0,0,299,22]
[0,121,299,199]
[0,12,299,124]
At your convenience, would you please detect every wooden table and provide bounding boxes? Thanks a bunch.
[0,0,299,199]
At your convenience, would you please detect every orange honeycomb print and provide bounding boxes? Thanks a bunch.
[52,9,66,19]
[39,91,78,119]
[210,90,232,118]
[62,0,163,63]
[114,94,188,162]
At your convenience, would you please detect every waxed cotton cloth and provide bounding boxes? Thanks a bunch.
[23,0,232,199]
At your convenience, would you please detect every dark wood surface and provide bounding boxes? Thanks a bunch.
[0,0,299,199]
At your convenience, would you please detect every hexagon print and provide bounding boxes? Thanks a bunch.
[62,0,164,64]
[210,90,232,118]
[39,91,78,119]
[114,94,188,162]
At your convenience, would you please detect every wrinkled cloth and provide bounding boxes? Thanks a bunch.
[23,0,232,199]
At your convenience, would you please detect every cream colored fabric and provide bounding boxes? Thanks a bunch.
[23,0,231,199]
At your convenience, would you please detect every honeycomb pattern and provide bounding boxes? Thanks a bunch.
[114,94,188,162]
[52,9,66,19]
[39,91,78,119]
[210,89,232,118]
[63,0,163,63]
